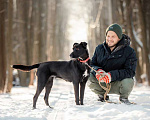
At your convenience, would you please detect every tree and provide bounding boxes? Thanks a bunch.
[39,0,47,62]
[125,0,142,83]
[137,0,150,85]
[0,0,6,93]
[14,0,29,86]
[4,0,13,92]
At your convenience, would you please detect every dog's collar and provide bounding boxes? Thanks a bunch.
[78,57,90,63]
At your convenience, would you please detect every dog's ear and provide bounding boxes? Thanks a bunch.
[80,42,87,49]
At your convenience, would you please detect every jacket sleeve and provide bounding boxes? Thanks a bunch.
[91,46,102,75]
[110,49,137,82]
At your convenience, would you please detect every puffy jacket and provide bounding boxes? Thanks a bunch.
[91,34,137,82]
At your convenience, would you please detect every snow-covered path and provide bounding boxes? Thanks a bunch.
[0,79,150,120]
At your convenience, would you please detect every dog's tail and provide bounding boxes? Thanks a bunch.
[11,64,40,72]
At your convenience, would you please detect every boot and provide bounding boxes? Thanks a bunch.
[98,95,109,102]
[119,97,132,105]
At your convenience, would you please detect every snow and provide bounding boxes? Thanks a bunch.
[0,79,150,120]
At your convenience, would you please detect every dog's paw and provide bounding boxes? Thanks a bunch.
[49,106,54,109]
[76,102,80,105]
[32,107,36,110]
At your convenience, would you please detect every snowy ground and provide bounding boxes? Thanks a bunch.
[0,79,150,120]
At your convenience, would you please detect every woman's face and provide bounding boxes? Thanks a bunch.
[106,31,120,48]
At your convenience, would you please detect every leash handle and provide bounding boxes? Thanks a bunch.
[85,63,111,101]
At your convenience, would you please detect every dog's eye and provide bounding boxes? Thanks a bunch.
[73,46,79,50]
[75,47,79,50]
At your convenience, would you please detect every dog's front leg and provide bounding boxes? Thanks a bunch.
[80,81,86,105]
[73,82,80,105]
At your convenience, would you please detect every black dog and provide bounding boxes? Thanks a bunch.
[12,42,90,109]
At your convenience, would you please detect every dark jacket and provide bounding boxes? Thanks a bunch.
[91,34,137,82]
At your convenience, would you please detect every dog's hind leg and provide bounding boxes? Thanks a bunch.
[44,77,53,108]
[33,85,44,109]
[33,74,48,109]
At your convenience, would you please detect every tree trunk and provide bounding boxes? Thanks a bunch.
[0,0,6,93]
[39,0,47,62]
[26,0,35,86]
[15,0,29,86]
[111,0,118,23]
[125,0,142,83]
[137,0,150,85]
[5,0,13,92]
[46,0,57,61]
[32,0,40,64]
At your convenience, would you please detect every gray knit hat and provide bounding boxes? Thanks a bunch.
[105,23,122,39]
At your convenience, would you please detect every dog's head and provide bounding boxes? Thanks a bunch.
[70,42,89,60]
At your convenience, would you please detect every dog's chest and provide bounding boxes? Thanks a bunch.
[83,69,88,77]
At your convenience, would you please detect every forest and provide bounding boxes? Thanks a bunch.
[0,0,150,93]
